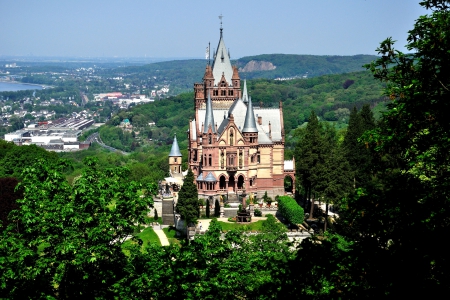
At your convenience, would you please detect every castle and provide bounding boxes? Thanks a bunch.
[169,25,295,203]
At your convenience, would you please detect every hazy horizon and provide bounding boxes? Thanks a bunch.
[1,0,427,59]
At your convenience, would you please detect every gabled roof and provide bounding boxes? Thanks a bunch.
[212,29,233,86]
[168,134,182,157]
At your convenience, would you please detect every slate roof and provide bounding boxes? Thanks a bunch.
[204,172,217,182]
[197,99,283,143]
[242,96,258,133]
[203,93,216,133]
[212,30,233,86]
[168,135,182,157]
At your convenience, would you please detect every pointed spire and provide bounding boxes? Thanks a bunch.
[168,134,182,157]
[242,79,248,103]
[242,96,258,133]
[212,27,233,85]
[203,91,216,133]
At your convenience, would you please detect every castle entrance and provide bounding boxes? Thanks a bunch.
[228,176,235,192]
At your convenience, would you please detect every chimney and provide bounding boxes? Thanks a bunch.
[258,116,262,125]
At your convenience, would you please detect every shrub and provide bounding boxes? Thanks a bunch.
[214,199,220,217]
[206,199,210,218]
[153,208,158,222]
[277,195,304,225]
[254,209,262,217]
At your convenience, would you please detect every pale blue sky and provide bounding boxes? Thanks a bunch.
[0,0,428,58]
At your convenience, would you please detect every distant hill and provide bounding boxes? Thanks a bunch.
[235,54,379,79]
[112,54,379,94]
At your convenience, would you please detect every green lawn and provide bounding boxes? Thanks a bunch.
[163,226,182,246]
[218,220,265,232]
[122,226,161,255]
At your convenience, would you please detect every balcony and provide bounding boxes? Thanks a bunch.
[226,166,237,172]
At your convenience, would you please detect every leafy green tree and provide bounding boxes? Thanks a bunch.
[0,157,155,298]
[335,1,450,296]
[176,168,199,225]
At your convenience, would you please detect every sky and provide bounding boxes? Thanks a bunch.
[0,0,428,59]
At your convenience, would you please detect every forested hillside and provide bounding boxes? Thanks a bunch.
[106,54,379,94]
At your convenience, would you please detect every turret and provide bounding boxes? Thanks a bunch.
[168,134,182,174]
[242,96,258,144]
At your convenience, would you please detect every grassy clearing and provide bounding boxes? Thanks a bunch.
[218,220,265,232]
[122,226,161,255]
[163,226,182,246]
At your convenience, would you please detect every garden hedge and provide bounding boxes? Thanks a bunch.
[277,196,304,225]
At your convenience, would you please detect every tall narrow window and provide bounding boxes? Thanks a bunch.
[208,134,212,144]
[239,151,242,168]
[230,131,234,146]
[209,154,212,166]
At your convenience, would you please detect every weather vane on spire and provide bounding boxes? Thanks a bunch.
[219,14,223,29]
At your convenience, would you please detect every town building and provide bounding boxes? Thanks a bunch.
[187,26,295,202]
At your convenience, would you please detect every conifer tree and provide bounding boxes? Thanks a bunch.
[295,111,326,218]
[176,168,199,225]
[343,105,375,188]
[214,199,220,217]
[205,199,210,218]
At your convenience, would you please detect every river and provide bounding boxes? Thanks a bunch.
[0,81,45,92]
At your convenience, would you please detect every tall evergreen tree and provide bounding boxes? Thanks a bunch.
[176,169,199,225]
[214,199,220,218]
[295,111,327,218]
[343,105,375,188]
[205,199,210,218]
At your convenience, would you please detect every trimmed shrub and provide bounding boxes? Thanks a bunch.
[254,209,262,217]
[214,199,220,217]
[277,195,304,225]
[206,199,210,218]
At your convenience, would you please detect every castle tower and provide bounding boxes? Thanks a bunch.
[168,134,182,175]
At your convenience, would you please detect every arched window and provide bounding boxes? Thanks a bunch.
[230,131,234,146]
[237,175,244,189]
[208,154,212,166]
[220,175,226,189]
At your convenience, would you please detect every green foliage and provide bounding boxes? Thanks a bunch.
[254,208,262,217]
[343,104,375,188]
[0,157,156,298]
[277,196,304,225]
[0,140,60,178]
[261,214,287,233]
[176,169,199,225]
